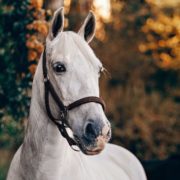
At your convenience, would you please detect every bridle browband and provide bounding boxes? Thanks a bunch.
[42,46,106,149]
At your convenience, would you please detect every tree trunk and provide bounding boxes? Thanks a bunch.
[44,0,64,11]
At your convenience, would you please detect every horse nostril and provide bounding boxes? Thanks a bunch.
[84,122,98,140]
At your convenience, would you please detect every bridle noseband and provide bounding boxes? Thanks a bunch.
[42,46,106,150]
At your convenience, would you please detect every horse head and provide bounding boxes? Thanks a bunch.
[43,7,111,155]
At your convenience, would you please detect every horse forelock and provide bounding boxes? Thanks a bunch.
[47,31,102,70]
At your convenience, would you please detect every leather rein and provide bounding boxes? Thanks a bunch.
[42,46,106,149]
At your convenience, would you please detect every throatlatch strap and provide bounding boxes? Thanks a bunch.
[43,47,77,146]
[44,80,77,146]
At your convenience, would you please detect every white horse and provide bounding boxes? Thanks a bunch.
[7,8,146,180]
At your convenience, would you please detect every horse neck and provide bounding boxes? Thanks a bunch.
[20,58,72,179]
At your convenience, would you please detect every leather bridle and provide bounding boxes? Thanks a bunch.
[42,46,106,149]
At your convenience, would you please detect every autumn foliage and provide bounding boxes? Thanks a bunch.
[26,0,50,74]
[140,13,180,69]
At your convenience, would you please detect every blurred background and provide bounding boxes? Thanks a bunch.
[0,0,180,179]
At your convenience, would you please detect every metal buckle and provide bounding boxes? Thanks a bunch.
[60,111,65,119]
[59,107,68,119]
[64,106,68,116]
[44,75,49,83]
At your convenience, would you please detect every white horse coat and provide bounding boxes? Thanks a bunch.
[7,8,146,180]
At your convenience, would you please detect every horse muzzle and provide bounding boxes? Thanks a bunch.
[74,120,111,155]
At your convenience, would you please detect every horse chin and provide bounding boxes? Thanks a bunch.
[75,136,106,156]
[83,149,103,155]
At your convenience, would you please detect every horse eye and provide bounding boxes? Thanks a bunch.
[52,62,66,74]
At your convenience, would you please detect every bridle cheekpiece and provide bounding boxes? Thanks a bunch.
[42,46,106,150]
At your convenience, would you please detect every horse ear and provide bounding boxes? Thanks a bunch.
[78,11,96,43]
[48,7,64,40]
